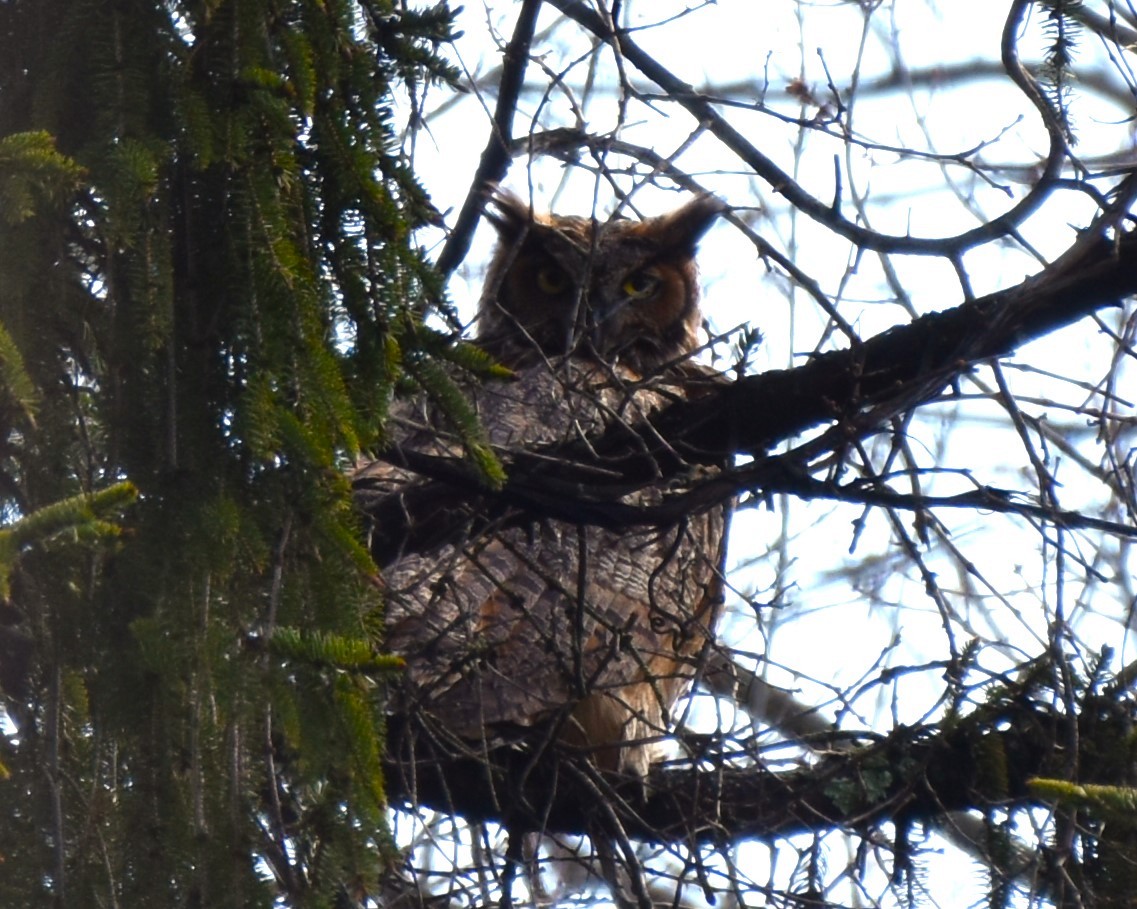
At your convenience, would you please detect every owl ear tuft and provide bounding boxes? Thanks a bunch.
[647,194,726,252]
[482,189,533,241]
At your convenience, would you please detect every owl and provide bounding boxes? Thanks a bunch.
[356,191,729,780]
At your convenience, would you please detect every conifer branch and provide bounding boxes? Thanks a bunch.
[0,482,137,598]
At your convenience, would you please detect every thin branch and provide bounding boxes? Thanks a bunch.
[544,0,1071,256]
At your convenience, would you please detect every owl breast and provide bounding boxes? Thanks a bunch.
[359,357,727,777]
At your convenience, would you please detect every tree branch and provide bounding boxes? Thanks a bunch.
[358,208,1137,564]
[435,0,544,276]
[384,670,1119,844]
[650,215,1137,463]
[544,0,1070,256]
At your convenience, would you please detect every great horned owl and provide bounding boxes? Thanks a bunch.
[356,191,729,780]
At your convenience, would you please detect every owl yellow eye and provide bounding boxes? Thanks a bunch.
[536,264,570,295]
[621,270,659,300]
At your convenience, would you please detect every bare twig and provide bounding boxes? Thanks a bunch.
[544,0,1072,256]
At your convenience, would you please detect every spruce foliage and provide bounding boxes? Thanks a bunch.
[0,1,461,904]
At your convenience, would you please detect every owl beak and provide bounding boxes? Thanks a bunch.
[585,298,631,357]
[585,317,608,358]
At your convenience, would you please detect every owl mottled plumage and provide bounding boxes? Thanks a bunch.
[357,192,729,778]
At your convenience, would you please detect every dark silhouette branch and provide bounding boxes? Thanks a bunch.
[435,0,544,277]
[358,203,1137,565]
[653,215,1137,463]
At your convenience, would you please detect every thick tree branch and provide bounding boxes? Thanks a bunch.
[651,222,1137,463]
[385,670,1128,844]
[358,214,1137,564]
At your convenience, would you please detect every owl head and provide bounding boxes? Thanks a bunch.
[476,191,724,373]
